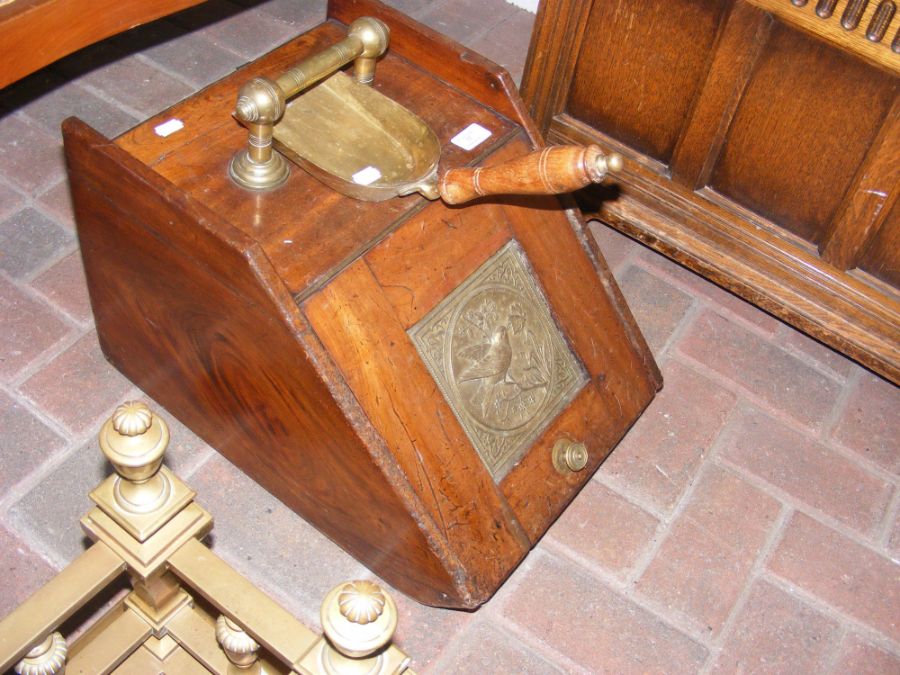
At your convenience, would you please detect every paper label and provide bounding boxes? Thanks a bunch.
[451,123,492,150]
[352,166,382,185]
[154,119,184,137]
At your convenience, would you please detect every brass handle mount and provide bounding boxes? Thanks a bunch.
[229,17,390,191]
[438,145,623,205]
[552,438,590,475]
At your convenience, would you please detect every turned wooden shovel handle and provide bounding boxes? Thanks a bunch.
[438,144,622,205]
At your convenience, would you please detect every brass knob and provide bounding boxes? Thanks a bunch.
[552,438,589,474]
[99,401,171,513]
[15,633,67,675]
[321,580,398,659]
[216,615,260,668]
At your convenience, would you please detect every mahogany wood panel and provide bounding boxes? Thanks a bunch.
[63,119,462,607]
[566,0,727,165]
[365,199,513,328]
[523,0,900,383]
[362,137,660,541]
[0,0,206,88]
[709,19,895,244]
[303,260,530,603]
[119,19,517,298]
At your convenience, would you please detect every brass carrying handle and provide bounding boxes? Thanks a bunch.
[438,145,623,205]
[229,17,390,190]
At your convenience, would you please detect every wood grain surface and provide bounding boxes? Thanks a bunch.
[65,118,465,607]
[67,0,660,607]
[523,0,900,383]
[0,0,206,88]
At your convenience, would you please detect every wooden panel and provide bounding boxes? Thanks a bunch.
[366,200,512,328]
[0,0,206,88]
[65,119,463,608]
[329,0,543,143]
[670,2,773,189]
[117,19,517,298]
[566,0,728,165]
[303,259,530,604]
[523,0,900,382]
[820,95,900,270]
[745,0,900,73]
[710,19,896,244]
[858,196,900,287]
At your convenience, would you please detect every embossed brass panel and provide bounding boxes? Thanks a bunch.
[409,241,588,480]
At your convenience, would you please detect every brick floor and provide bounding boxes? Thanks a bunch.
[709,579,841,674]
[768,513,900,643]
[635,466,781,635]
[30,252,94,325]
[1,2,898,673]
[545,480,660,579]
[598,360,737,514]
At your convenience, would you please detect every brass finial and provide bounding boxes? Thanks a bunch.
[321,580,398,659]
[99,401,171,513]
[14,633,67,675]
[216,616,260,669]
[112,401,153,436]
[338,580,386,625]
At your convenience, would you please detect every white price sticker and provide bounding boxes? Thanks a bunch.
[450,123,492,150]
[352,166,382,185]
[154,118,184,137]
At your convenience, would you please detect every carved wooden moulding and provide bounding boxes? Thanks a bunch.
[64,0,660,608]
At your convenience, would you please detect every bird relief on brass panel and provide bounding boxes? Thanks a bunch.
[409,241,588,480]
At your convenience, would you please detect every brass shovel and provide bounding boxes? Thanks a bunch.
[271,71,621,204]
[229,17,620,202]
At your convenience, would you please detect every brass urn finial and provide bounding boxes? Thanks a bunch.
[216,615,260,669]
[14,632,67,675]
[338,580,386,625]
[112,401,153,436]
[99,401,171,513]
[321,580,398,659]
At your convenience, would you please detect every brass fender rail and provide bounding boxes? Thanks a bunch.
[0,402,415,675]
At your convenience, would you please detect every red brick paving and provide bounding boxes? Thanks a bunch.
[636,466,781,634]
[503,554,709,673]
[0,527,56,619]
[1,2,899,673]
[0,276,72,381]
[720,406,892,535]
[598,360,737,514]
[769,512,900,643]
[0,181,25,222]
[831,370,900,473]
[709,579,840,674]
[616,264,694,356]
[678,309,843,430]
[0,391,65,494]
[30,252,94,325]
[432,619,567,674]
[546,480,659,578]
[34,180,76,231]
[830,634,900,674]
[18,332,133,434]
[0,116,66,196]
